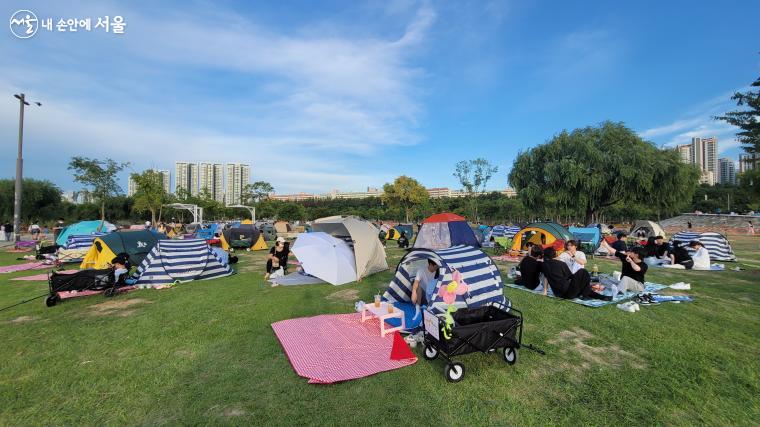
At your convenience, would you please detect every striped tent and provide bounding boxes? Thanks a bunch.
[490,225,520,238]
[383,245,508,315]
[134,239,233,288]
[63,233,108,250]
[670,231,737,262]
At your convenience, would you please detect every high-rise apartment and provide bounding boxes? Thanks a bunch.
[718,158,736,185]
[175,162,200,195]
[224,163,251,205]
[675,137,718,185]
[739,154,757,174]
[199,163,224,202]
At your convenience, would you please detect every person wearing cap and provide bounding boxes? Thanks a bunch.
[265,237,290,280]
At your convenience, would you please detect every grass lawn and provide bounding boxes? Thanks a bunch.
[1,236,758,425]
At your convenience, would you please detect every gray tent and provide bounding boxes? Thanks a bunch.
[311,216,388,280]
[630,220,666,239]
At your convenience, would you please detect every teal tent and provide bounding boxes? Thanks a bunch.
[55,220,116,246]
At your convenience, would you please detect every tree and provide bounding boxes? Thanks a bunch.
[243,181,274,204]
[715,74,760,155]
[277,202,307,221]
[508,121,699,224]
[453,158,498,220]
[131,170,169,225]
[382,176,429,222]
[68,157,128,227]
[0,178,62,222]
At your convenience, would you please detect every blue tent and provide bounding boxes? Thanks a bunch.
[195,223,220,240]
[569,226,602,251]
[383,245,508,316]
[56,220,115,247]
[491,225,519,238]
[413,213,480,250]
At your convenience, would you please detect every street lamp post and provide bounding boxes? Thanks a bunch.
[12,93,41,242]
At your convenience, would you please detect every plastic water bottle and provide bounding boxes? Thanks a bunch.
[592,264,599,277]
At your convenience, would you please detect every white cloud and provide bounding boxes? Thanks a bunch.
[0,1,436,193]
[638,89,745,156]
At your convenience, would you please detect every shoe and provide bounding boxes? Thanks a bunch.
[617,302,636,312]
[632,302,640,311]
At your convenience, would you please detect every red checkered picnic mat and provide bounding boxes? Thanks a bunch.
[271,313,417,384]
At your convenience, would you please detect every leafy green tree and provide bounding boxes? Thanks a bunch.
[509,121,699,224]
[131,170,170,225]
[243,181,274,204]
[0,178,62,223]
[277,202,307,221]
[715,74,760,155]
[382,176,429,222]
[453,158,498,220]
[68,157,128,226]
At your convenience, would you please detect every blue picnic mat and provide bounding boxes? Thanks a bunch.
[384,301,424,332]
[505,281,668,308]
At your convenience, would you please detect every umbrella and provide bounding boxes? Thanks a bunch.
[292,232,357,285]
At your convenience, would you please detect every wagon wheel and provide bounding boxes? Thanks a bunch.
[445,362,465,382]
[503,347,518,365]
[423,345,438,360]
[104,287,117,298]
[45,295,59,307]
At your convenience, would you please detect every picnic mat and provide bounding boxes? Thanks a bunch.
[58,285,137,299]
[0,262,52,274]
[11,269,79,281]
[505,282,668,308]
[383,302,424,332]
[270,272,326,286]
[271,313,417,384]
[657,264,725,271]
[492,255,522,263]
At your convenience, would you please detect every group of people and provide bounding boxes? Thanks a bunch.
[0,221,51,241]
[514,239,617,301]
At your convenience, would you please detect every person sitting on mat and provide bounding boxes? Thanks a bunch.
[265,237,290,280]
[599,239,648,295]
[611,232,628,253]
[397,231,409,248]
[411,259,440,306]
[515,245,543,290]
[558,239,587,273]
[689,240,711,270]
[541,247,611,301]
[665,241,693,269]
[644,236,670,265]
[110,254,135,285]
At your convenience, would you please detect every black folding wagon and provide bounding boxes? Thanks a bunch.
[422,302,524,382]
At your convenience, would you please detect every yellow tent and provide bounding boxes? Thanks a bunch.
[386,228,401,240]
[252,235,268,251]
[80,231,161,269]
[241,219,253,225]
[510,223,574,254]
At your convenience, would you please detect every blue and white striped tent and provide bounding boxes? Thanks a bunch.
[134,239,233,288]
[491,225,520,238]
[383,245,508,315]
[670,231,736,262]
[63,233,108,250]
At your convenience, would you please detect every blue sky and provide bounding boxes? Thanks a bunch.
[1,0,758,195]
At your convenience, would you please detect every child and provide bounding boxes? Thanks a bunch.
[689,240,711,270]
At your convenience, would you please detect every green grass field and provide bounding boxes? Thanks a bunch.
[1,236,758,425]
